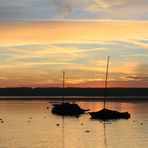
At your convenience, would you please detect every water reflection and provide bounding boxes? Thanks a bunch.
[0,100,148,148]
[103,121,107,148]
[62,115,65,148]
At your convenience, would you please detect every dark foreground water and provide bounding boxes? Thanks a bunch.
[0,98,148,148]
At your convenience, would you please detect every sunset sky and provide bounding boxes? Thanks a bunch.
[0,0,148,87]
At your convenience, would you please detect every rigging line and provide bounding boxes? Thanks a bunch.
[62,71,65,103]
[62,71,65,148]
[104,56,110,109]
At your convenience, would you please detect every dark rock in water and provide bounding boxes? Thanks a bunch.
[0,119,2,120]
[81,123,83,125]
[1,121,4,123]
[52,102,89,116]
[85,130,90,132]
[47,107,49,109]
[89,108,130,120]
[56,124,60,126]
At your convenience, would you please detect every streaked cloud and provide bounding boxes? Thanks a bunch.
[123,75,148,81]
[86,0,123,11]
[1,20,148,46]
[0,0,148,21]
[0,20,148,87]
[0,1,148,87]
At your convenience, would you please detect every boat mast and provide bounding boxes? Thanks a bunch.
[62,71,65,147]
[62,71,65,103]
[103,56,110,109]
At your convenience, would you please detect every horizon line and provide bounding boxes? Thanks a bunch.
[0,87,147,89]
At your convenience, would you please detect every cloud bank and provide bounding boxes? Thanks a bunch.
[0,0,148,21]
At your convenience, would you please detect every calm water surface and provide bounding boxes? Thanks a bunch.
[0,98,148,148]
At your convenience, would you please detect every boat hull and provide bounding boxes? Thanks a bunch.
[89,109,130,120]
[51,103,89,116]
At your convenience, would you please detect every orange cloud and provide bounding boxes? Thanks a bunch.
[1,20,148,46]
[0,20,148,87]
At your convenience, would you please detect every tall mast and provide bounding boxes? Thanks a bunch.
[62,71,65,103]
[62,71,65,147]
[103,56,110,109]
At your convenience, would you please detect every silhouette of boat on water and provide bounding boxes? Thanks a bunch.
[52,102,89,116]
[51,71,89,116]
[89,57,130,120]
[89,108,130,120]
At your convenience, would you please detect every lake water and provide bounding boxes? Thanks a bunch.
[0,98,148,148]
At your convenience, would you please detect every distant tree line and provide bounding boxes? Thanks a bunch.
[0,87,147,96]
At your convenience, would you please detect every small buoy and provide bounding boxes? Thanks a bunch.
[56,124,60,126]
[47,107,49,109]
[85,130,90,132]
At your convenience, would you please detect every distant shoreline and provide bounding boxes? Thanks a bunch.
[0,87,147,100]
[0,96,148,102]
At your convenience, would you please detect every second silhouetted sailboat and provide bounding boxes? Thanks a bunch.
[89,57,130,120]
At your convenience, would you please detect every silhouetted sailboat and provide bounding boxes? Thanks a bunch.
[51,71,89,116]
[89,57,130,120]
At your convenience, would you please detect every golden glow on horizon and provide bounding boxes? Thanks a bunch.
[0,20,148,87]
